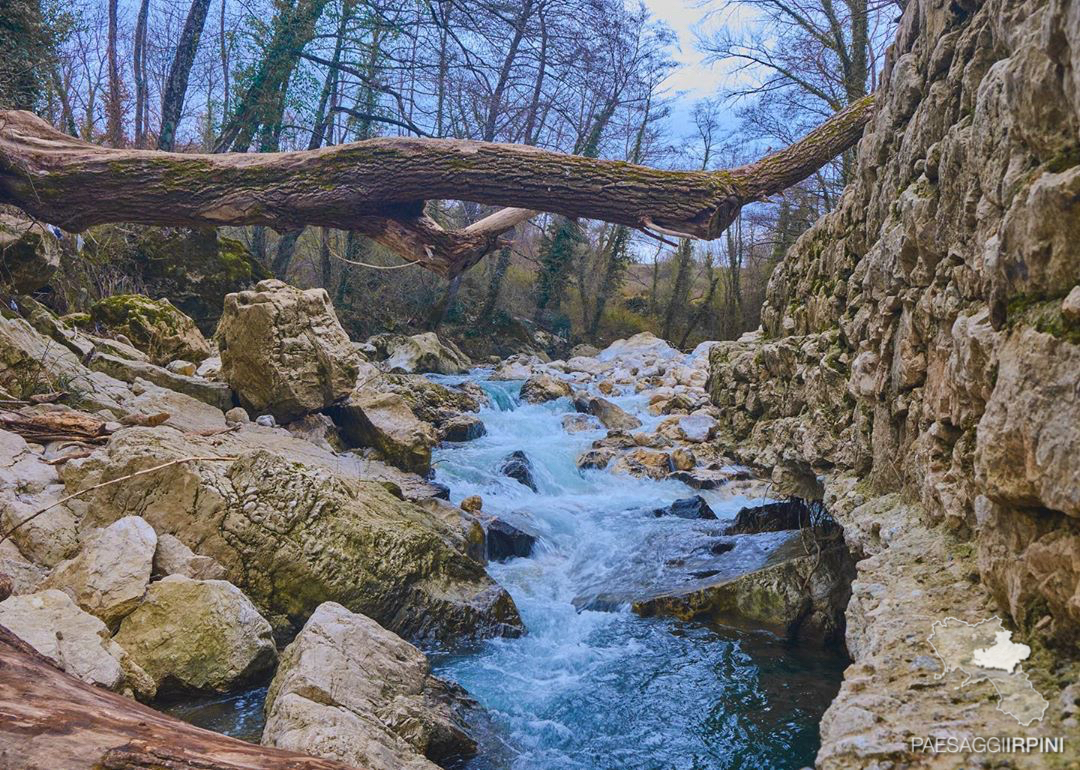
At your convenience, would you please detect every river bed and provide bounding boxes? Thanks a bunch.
[165,371,847,769]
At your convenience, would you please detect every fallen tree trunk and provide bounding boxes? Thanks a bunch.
[0,96,872,277]
[0,624,356,769]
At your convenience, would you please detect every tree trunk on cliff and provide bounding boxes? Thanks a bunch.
[0,95,873,277]
[158,0,213,152]
[0,624,353,769]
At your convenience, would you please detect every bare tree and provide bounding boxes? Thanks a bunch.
[157,0,212,151]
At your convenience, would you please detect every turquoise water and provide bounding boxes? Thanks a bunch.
[429,376,847,770]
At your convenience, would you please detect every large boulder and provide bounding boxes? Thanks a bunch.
[0,211,59,293]
[263,602,476,770]
[114,575,277,695]
[120,226,269,335]
[42,515,157,629]
[370,332,472,375]
[725,500,815,535]
[596,332,680,363]
[520,373,572,403]
[217,280,359,423]
[0,589,154,698]
[329,390,437,475]
[633,533,854,643]
[62,427,523,645]
[90,294,212,366]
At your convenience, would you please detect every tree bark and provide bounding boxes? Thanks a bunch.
[0,95,872,277]
[158,0,213,152]
[105,0,123,147]
[132,0,150,147]
[0,624,354,770]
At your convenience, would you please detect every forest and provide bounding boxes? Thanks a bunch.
[0,0,894,354]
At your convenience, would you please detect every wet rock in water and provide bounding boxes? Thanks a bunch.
[610,448,672,480]
[41,515,157,629]
[562,413,600,433]
[592,430,638,450]
[460,495,483,513]
[499,450,537,491]
[633,529,854,644]
[114,575,277,695]
[651,496,716,520]
[90,294,212,366]
[725,499,816,535]
[574,395,642,431]
[369,332,472,375]
[577,448,615,470]
[658,413,718,443]
[520,373,572,403]
[330,390,437,475]
[486,519,536,561]
[670,447,695,471]
[668,466,751,490]
[440,414,486,442]
[262,602,476,770]
[217,280,358,423]
[0,589,154,698]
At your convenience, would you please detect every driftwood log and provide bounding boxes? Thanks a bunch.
[0,624,357,769]
[0,96,873,277]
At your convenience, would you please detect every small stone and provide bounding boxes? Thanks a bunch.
[562,413,599,433]
[498,450,537,492]
[577,448,615,470]
[165,360,197,376]
[520,373,572,403]
[460,495,483,513]
[224,406,250,424]
[255,414,277,427]
[651,496,716,520]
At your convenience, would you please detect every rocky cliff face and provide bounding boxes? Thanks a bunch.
[708,0,1079,764]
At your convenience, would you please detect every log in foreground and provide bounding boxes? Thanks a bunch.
[0,624,355,770]
[0,96,873,277]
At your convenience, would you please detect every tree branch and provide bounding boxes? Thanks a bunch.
[0,97,873,277]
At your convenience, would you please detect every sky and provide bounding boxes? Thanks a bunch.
[641,0,755,144]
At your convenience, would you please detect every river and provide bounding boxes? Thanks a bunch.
[166,370,847,769]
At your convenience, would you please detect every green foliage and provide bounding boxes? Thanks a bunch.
[534,218,584,314]
[0,0,57,111]
[1007,293,1080,345]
